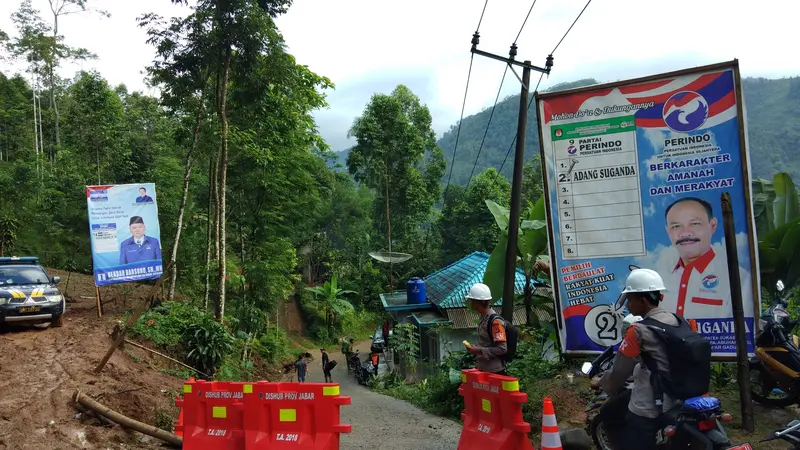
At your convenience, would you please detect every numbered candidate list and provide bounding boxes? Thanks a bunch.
[550,116,646,260]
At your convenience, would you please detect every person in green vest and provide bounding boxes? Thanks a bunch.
[341,337,352,372]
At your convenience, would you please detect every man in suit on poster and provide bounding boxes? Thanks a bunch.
[119,216,162,265]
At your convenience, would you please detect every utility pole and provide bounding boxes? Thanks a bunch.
[471,33,553,321]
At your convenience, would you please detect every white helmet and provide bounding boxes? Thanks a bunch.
[615,268,666,309]
[467,283,493,301]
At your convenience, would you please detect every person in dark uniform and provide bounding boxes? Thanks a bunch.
[136,187,154,203]
[119,216,162,264]
[320,348,332,382]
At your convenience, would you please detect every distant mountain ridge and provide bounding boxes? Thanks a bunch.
[329,76,800,184]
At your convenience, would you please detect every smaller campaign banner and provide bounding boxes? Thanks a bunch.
[86,183,163,286]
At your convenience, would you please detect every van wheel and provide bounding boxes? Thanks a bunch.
[51,315,64,328]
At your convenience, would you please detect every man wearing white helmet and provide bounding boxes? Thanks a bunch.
[598,268,680,450]
[463,283,508,375]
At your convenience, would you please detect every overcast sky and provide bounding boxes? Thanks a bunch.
[1,0,798,151]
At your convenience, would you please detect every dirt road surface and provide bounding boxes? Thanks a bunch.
[0,268,462,449]
[304,346,462,450]
[0,269,183,450]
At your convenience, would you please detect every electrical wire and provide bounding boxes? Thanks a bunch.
[475,0,490,32]
[439,0,491,212]
[463,65,509,192]
[490,0,593,188]
[441,52,476,209]
[514,0,539,44]
[463,0,539,192]
[551,0,593,54]
[490,71,545,188]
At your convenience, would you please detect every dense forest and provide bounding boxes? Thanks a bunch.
[0,0,526,358]
[333,76,800,187]
[1,0,798,354]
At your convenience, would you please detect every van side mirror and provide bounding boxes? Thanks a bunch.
[52,276,61,285]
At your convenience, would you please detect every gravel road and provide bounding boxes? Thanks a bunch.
[305,348,462,450]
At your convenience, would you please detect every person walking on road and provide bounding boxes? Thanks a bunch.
[464,283,508,375]
[321,348,332,382]
[341,338,351,371]
[295,354,308,383]
[382,319,391,348]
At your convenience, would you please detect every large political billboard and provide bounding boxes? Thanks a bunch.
[534,60,759,357]
[86,183,163,286]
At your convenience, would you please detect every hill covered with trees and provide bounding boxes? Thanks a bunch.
[332,76,800,186]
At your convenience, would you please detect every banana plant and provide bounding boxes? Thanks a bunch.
[305,273,356,337]
[483,197,554,330]
[752,172,800,300]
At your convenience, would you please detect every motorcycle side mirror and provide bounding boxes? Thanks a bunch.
[777,280,785,293]
[581,362,593,375]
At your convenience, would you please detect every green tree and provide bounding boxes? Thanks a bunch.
[347,85,446,256]
[438,168,511,264]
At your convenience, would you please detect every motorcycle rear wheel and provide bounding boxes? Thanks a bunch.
[750,363,800,407]
[590,416,614,450]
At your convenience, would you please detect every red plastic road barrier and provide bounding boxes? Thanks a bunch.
[457,369,535,450]
[180,378,250,450]
[244,381,352,450]
[173,397,184,438]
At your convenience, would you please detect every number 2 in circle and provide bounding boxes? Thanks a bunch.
[595,312,618,341]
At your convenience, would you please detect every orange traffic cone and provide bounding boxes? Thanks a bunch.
[541,397,563,450]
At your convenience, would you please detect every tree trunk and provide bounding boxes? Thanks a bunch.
[215,45,231,321]
[524,274,532,327]
[50,15,60,159]
[168,89,206,301]
[203,155,213,310]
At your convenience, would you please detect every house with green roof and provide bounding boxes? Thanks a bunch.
[379,251,554,368]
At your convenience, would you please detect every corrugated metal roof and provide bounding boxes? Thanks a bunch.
[425,251,530,309]
[444,305,555,330]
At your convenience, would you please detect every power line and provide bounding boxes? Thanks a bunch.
[463,0,540,192]
[440,0,490,211]
[490,72,545,187]
[475,0,490,31]
[551,0,593,54]
[464,65,508,192]
[514,0,539,44]
[490,0,593,188]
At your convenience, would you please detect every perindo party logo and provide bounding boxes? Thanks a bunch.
[661,91,709,133]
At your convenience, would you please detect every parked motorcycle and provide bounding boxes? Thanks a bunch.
[581,320,752,449]
[761,419,800,448]
[348,350,362,374]
[749,279,800,407]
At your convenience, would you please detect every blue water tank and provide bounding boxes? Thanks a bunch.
[407,277,427,304]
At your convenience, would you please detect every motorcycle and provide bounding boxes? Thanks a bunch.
[749,279,800,407]
[760,419,800,448]
[351,351,379,387]
[348,350,362,374]
[581,320,751,449]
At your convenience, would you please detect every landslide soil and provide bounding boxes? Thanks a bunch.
[0,269,184,450]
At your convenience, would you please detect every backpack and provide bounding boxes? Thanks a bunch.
[326,359,338,371]
[639,314,712,401]
[487,313,518,363]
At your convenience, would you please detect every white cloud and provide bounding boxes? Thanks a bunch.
[643,202,656,218]
[1,0,798,150]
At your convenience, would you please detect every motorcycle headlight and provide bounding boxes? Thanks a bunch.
[45,294,63,303]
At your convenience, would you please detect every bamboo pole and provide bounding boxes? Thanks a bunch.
[123,338,208,378]
[72,390,182,447]
[94,262,174,374]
